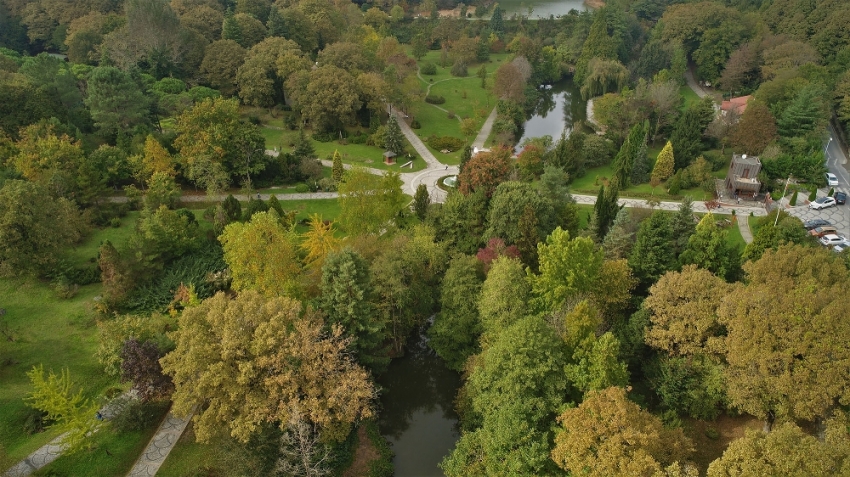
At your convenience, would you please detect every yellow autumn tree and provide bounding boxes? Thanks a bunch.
[300,214,341,267]
[219,210,302,298]
[651,140,675,184]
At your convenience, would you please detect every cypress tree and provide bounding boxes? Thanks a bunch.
[413,184,430,220]
[332,150,344,183]
[460,145,472,172]
[267,194,284,218]
[630,120,650,185]
[651,141,675,184]
[517,204,540,272]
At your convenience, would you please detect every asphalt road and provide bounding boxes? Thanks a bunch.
[784,125,850,236]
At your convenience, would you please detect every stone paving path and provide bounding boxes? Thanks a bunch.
[738,216,754,243]
[3,392,136,477]
[126,412,192,477]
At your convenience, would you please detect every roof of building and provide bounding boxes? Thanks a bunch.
[383,151,397,158]
[732,153,760,166]
[721,95,752,115]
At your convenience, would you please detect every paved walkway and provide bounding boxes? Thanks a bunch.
[4,392,136,477]
[738,216,754,243]
[471,107,498,150]
[126,411,191,477]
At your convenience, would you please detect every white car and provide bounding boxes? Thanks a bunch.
[820,234,849,247]
[810,196,837,210]
[827,173,839,186]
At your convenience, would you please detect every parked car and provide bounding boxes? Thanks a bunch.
[803,219,832,230]
[834,244,849,253]
[826,172,839,186]
[819,234,849,247]
[836,191,847,205]
[810,196,837,210]
[810,226,838,237]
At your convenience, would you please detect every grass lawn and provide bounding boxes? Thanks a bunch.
[726,217,746,251]
[62,212,140,269]
[680,85,702,111]
[570,165,711,201]
[33,401,171,477]
[261,127,427,173]
[0,279,115,462]
[410,50,511,164]
[0,216,154,462]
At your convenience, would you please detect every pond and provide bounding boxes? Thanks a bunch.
[378,322,461,476]
[498,0,588,18]
[516,79,588,151]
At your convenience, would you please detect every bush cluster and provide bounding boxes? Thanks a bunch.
[420,63,437,75]
[427,135,465,151]
[425,95,446,105]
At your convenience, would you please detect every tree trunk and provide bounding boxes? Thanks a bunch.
[763,410,775,433]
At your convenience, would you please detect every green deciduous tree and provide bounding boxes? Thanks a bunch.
[200,39,246,96]
[337,169,406,236]
[483,181,557,245]
[0,180,85,276]
[478,256,529,337]
[428,255,484,371]
[742,211,809,263]
[679,213,740,281]
[160,291,375,443]
[530,228,604,314]
[443,316,569,477]
[552,387,694,477]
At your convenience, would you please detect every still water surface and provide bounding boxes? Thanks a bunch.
[516,79,588,150]
[378,325,461,476]
[499,0,588,18]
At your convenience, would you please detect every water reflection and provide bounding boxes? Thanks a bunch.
[378,324,461,476]
[515,80,587,153]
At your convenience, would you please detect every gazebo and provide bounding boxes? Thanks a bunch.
[383,151,397,165]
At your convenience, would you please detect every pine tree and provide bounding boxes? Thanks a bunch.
[222,194,242,222]
[331,150,343,183]
[669,108,704,170]
[293,129,315,161]
[413,184,430,220]
[629,210,676,291]
[551,130,584,179]
[651,141,674,184]
[670,195,696,256]
[384,116,404,156]
[267,194,284,218]
[222,9,243,46]
[266,6,286,37]
[517,204,540,271]
[602,208,634,260]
